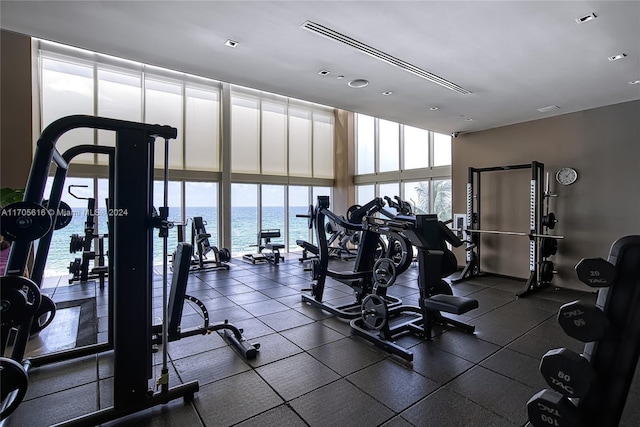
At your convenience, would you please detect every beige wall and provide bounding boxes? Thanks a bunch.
[452,100,640,290]
[0,30,33,190]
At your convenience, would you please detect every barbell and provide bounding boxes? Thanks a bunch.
[453,228,564,240]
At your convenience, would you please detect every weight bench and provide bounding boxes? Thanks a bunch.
[423,294,479,339]
[296,239,319,264]
[243,229,285,265]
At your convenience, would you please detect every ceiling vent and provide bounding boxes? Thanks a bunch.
[300,20,472,95]
[537,105,561,113]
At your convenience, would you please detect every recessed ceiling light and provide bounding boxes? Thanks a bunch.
[318,69,331,76]
[537,105,561,113]
[348,79,369,88]
[382,90,393,96]
[575,13,597,24]
[224,39,239,48]
[608,53,627,61]
[337,75,344,79]
[465,118,473,121]
[429,106,439,111]
[629,80,640,85]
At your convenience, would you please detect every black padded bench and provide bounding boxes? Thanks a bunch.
[243,229,285,265]
[423,294,479,339]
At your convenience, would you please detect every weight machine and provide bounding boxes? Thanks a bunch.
[450,161,562,296]
[243,229,285,265]
[187,216,230,271]
[67,185,108,287]
[0,115,258,425]
[351,214,479,361]
[300,196,413,319]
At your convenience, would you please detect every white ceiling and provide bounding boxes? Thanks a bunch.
[1,1,639,135]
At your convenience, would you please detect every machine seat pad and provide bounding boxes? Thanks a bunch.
[266,243,285,250]
[424,294,478,315]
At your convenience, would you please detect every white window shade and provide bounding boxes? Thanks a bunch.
[379,119,399,173]
[313,112,334,179]
[261,101,287,175]
[433,132,452,166]
[145,78,183,169]
[185,86,220,171]
[356,114,375,174]
[288,107,312,177]
[403,125,429,170]
[231,94,260,173]
[41,56,94,163]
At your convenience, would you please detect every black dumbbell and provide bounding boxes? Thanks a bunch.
[527,389,580,427]
[557,300,609,342]
[540,348,596,398]
[575,257,616,287]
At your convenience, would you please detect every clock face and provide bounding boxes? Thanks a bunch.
[556,168,578,185]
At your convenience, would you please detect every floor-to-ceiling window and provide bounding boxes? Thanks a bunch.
[354,114,452,220]
[35,40,335,275]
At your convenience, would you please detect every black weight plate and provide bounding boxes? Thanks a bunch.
[372,258,396,288]
[0,201,52,242]
[542,212,557,230]
[69,234,84,253]
[42,200,74,230]
[557,300,608,343]
[0,357,29,420]
[346,204,361,222]
[540,260,555,282]
[31,295,57,334]
[540,238,558,257]
[219,248,231,262]
[307,205,314,229]
[0,276,42,326]
[361,294,387,330]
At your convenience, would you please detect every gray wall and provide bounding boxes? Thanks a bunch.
[452,100,640,291]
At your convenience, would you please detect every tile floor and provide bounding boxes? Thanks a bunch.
[3,255,639,427]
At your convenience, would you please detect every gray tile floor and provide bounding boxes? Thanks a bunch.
[4,256,640,427]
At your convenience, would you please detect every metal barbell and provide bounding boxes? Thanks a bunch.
[452,228,564,240]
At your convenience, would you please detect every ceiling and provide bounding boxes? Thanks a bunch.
[1,1,639,135]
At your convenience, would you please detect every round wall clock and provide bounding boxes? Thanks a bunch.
[555,167,578,185]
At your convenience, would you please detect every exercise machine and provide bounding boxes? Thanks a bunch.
[300,196,413,319]
[243,229,285,265]
[351,214,479,361]
[187,216,230,271]
[0,115,259,425]
[67,185,108,287]
[450,161,563,296]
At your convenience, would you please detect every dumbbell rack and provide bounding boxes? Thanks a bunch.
[527,235,640,427]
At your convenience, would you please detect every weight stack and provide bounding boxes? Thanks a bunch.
[527,235,640,427]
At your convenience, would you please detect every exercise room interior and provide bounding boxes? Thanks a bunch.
[1,1,639,426]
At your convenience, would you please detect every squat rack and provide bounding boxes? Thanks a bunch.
[452,161,555,296]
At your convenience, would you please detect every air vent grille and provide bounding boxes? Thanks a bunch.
[301,20,472,95]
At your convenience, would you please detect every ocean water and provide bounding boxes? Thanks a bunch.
[41,206,310,277]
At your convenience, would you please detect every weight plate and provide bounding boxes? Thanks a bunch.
[309,258,321,280]
[0,276,42,327]
[540,238,558,257]
[219,248,231,262]
[0,201,52,242]
[557,300,608,343]
[346,204,361,222]
[307,205,314,229]
[69,234,84,253]
[31,295,57,334]
[540,260,555,283]
[42,200,74,230]
[0,357,29,420]
[325,221,336,235]
[361,294,387,330]
[542,212,557,230]
[372,258,397,288]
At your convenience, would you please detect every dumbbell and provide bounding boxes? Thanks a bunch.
[557,300,608,342]
[527,389,580,427]
[540,348,596,398]
[575,257,615,287]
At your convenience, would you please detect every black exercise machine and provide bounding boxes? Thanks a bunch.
[67,185,108,287]
[300,196,413,319]
[187,216,230,271]
[243,229,285,265]
[351,214,479,362]
[0,115,258,425]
